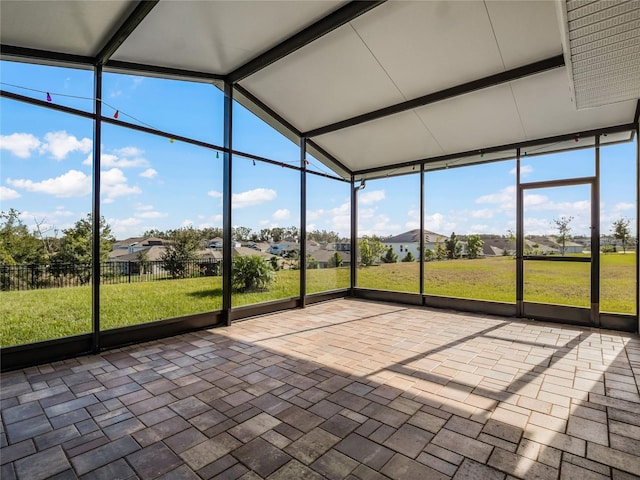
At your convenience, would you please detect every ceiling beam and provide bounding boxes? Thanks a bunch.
[304,54,566,138]
[105,60,224,82]
[95,0,159,65]
[227,1,386,83]
[0,44,94,66]
[353,122,636,177]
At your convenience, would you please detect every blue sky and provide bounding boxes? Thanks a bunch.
[1,60,636,241]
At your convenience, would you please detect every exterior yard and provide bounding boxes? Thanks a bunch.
[0,254,635,347]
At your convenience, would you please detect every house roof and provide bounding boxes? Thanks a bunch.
[1,1,637,180]
[386,229,447,244]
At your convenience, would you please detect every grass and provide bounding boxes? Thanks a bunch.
[1,254,635,347]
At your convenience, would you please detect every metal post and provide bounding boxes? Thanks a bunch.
[91,65,102,353]
[222,82,233,325]
[300,137,307,307]
[516,149,524,317]
[636,124,639,332]
[591,136,601,326]
[350,175,357,291]
[419,163,425,297]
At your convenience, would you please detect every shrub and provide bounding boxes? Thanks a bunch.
[382,247,398,263]
[401,251,415,262]
[232,255,274,292]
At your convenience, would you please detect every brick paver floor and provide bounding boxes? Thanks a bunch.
[2,299,639,479]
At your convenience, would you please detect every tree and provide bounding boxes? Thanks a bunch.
[422,247,434,262]
[466,234,484,259]
[382,246,398,263]
[136,249,151,274]
[358,236,384,266]
[306,254,318,269]
[401,251,415,262]
[232,255,274,292]
[329,252,343,268]
[269,256,280,271]
[436,243,447,260]
[611,217,631,253]
[445,232,462,259]
[50,214,115,284]
[0,209,47,265]
[233,226,252,242]
[308,229,340,243]
[160,227,201,278]
[552,216,574,256]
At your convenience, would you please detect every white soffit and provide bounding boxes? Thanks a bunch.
[486,0,563,69]
[561,0,640,109]
[240,23,407,133]
[348,1,504,99]
[112,1,344,74]
[0,0,136,57]
[415,84,526,154]
[511,68,636,140]
[314,111,444,172]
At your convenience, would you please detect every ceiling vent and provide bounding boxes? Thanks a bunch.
[558,0,640,109]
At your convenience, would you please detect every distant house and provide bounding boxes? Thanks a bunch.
[309,249,350,269]
[384,229,448,261]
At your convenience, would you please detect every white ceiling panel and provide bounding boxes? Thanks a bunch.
[314,111,444,172]
[113,1,344,74]
[415,84,526,154]
[0,0,135,57]
[511,68,636,140]
[350,1,505,99]
[241,23,407,133]
[485,0,563,69]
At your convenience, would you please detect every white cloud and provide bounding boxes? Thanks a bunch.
[613,202,634,211]
[40,131,92,160]
[272,208,291,221]
[0,186,21,201]
[181,219,194,227]
[469,224,490,233]
[135,211,168,219]
[471,209,494,219]
[359,189,385,205]
[509,165,533,177]
[424,212,456,233]
[476,185,516,206]
[103,156,149,168]
[208,190,223,198]
[7,170,91,197]
[114,147,143,157]
[101,168,141,203]
[135,203,154,211]
[233,188,277,208]
[140,168,158,179]
[0,133,41,158]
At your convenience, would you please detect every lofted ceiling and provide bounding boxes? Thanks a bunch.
[1,0,638,180]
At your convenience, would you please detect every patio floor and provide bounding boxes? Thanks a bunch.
[1,299,639,479]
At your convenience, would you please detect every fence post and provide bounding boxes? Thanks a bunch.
[128,261,131,283]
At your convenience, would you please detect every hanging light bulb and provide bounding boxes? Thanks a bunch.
[169,138,174,143]
[114,110,119,119]
[46,92,52,102]
[216,151,219,159]
[253,159,256,166]
[574,136,579,143]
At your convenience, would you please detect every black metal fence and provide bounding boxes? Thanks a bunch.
[0,259,221,292]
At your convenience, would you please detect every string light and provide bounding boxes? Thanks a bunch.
[574,136,579,143]
[253,159,256,166]
[46,92,51,102]
[480,151,484,158]
[114,110,119,119]
[169,138,174,143]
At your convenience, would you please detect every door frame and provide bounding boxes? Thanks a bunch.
[517,175,600,326]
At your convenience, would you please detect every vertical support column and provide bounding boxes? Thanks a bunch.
[91,64,102,353]
[636,124,639,333]
[222,82,233,326]
[591,136,601,326]
[516,148,524,317]
[419,163,425,297]
[300,137,307,307]
[350,175,357,292]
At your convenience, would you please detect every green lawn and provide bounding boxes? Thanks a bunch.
[1,254,635,347]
